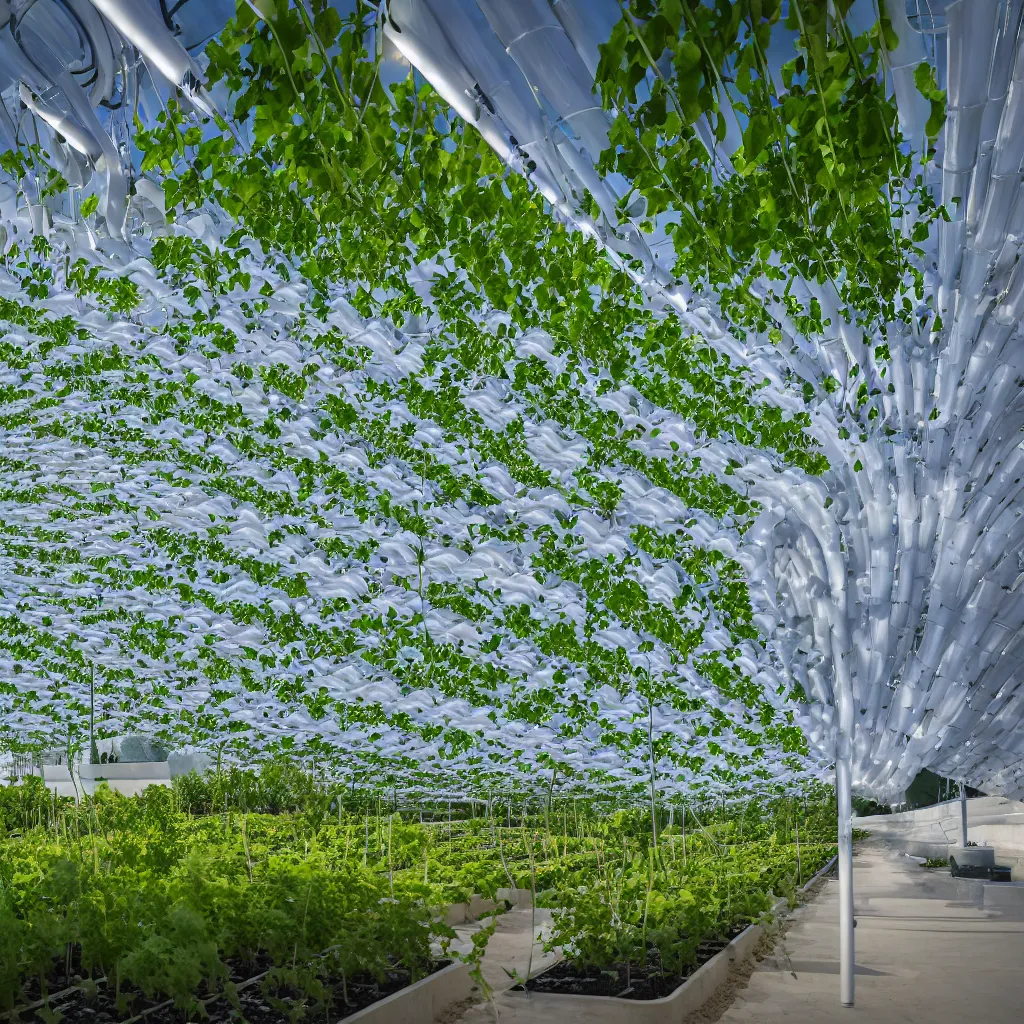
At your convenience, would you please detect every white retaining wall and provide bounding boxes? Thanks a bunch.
[25,762,174,800]
[858,797,1024,878]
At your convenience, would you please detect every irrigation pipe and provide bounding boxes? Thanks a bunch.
[4,977,107,1021]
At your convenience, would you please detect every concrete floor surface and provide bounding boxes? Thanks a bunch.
[441,839,1024,1023]
[442,906,559,1024]
[717,839,1024,1023]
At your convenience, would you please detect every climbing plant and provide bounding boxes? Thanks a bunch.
[0,0,835,798]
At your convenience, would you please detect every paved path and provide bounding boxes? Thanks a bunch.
[441,906,559,1024]
[715,839,1024,1023]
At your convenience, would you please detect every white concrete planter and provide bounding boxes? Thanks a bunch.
[502,921,767,1024]
[445,888,532,925]
[802,854,838,890]
[445,895,500,925]
[501,856,837,1023]
[344,961,474,1024]
[497,886,533,909]
[948,845,995,868]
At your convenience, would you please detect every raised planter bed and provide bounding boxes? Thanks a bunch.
[496,886,533,909]
[445,894,498,926]
[511,926,756,1023]
[504,855,838,1023]
[802,853,839,890]
[6,956,472,1024]
[948,844,995,869]
[344,961,474,1024]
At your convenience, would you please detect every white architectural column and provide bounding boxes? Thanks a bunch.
[961,783,968,846]
[836,655,856,1007]
[837,749,855,1006]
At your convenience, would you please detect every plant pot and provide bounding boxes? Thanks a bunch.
[948,845,995,868]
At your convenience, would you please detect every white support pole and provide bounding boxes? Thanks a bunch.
[837,746,854,1007]
[835,655,855,1008]
[961,782,968,846]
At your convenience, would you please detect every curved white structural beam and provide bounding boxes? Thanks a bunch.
[0,0,219,242]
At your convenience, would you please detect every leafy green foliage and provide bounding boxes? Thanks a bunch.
[0,0,832,795]
[0,773,835,1013]
[540,794,836,975]
[596,1,940,352]
[914,61,947,148]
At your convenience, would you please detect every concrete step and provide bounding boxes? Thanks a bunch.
[984,882,1024,909]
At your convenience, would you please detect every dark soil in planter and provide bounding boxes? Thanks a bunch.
[12,951,276,1022]
[185,961,450,1024]
[16,957,451,1024]
[19,945,88,1002]
[522,927,746,1001]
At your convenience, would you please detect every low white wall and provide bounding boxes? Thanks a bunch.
[32,763,173,800]
[40,765,79,799]
[79,762,172,797]
[862,796,1024,827]
[859,797,1024,877]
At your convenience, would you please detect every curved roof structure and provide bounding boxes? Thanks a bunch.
[0,1,1021,801]
[379,0,1024,800]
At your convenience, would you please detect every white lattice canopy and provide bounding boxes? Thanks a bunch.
[0,1,1021,803]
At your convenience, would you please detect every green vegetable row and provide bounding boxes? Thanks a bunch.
[0,770,836,1017]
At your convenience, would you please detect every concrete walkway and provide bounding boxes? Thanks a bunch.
[441,906,559,1024]
[715,839,1024,1023]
